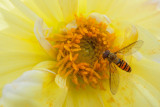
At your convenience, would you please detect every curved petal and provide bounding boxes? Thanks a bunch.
[111,21,138,48]
[77,0,87,15]
[42,73,68,107]
[33,61,68,107]
[34,18,57,60]
[131,74,160,107]
[21,0,78,26]
[0,6,50,96]
[33,61,57,74]
[0,70,45,107]
[132,57,160,90]
[137,26,160,62]
[0,0,35,25]
[86,0,157,22]
[9,0,38,22]
[58,0,78,22]
[21,0,61,27]
[0,70,68,107]
[86,0,160,39]
[111,21,160,62]
[100,72,160,107]
[63,87,106,107]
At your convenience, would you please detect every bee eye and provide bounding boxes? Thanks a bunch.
[103,52,109,59]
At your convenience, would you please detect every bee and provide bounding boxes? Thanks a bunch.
[103,40,144,95]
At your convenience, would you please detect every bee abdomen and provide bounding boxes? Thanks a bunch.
[116,59,131,72]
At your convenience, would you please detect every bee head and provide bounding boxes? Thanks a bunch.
[103,50,110,59]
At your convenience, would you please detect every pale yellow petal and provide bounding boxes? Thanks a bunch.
[58,0,78,22]
[100,71,160,106]
[112,21,138,48]
[43,74,68,107]
[132,75,160,107]
[22,0,60,27]
[0,70,68,107]
[99,71,135,107]
[0,70,45,107]
[0,0,34,24]
[137,26,160,62]
[0,13,8,30]
[86,0,114,14]
[33,61,57,70]
[86,0,160,40]
[0,33,49,96]
[63,87,105,107]
[0,7,33,33]
[34,18,57,60]
[78,0,87,15]
[0,7,50,96]
[111,20,160,62]
[41,0,64,22]
[0,0,14,10]
[110,1,160,40]
[132,57,160,90]
[10,0,38,22]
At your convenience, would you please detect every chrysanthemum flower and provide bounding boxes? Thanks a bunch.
[0,0,160,107]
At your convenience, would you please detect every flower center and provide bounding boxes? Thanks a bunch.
[47,15,117,89]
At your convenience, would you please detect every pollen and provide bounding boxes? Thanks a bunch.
[47,16,116,89]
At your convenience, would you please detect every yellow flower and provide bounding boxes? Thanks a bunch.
[0,0,160,107]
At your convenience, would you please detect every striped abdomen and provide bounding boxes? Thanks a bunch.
[116,59,131,72]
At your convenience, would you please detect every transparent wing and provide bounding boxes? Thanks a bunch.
[109,63,119,95]
[114,40,143,55]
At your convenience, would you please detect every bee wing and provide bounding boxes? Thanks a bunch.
[109,63,119,95]
[114,40,143,55]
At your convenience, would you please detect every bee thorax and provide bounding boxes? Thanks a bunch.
[108,53,119,63]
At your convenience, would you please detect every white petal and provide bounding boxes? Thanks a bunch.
[89,12,112,24]
[0,68,68,107]
[0,70,46,107]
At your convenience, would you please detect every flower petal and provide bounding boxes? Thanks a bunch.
[100,72,160,106]
[33,61,57,73]
[0,7,50,96]
[63,87,105,107]
[34,18,57,60]
[132,74,160,107]
[0,0,34,25]
[86,0,160,40]
[0,70,45,107]
[132,57,160,90]
[0,69,68,107]
[111,21,160,62]
[137,26,160,62]
[22,0,65,27]
[77,0,87,15]
[43,73,68,107]
[110,21,138,49]
[58,0,78,22]
[9,0,38,22]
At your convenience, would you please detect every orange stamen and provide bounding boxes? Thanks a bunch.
[47,16,116,89]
